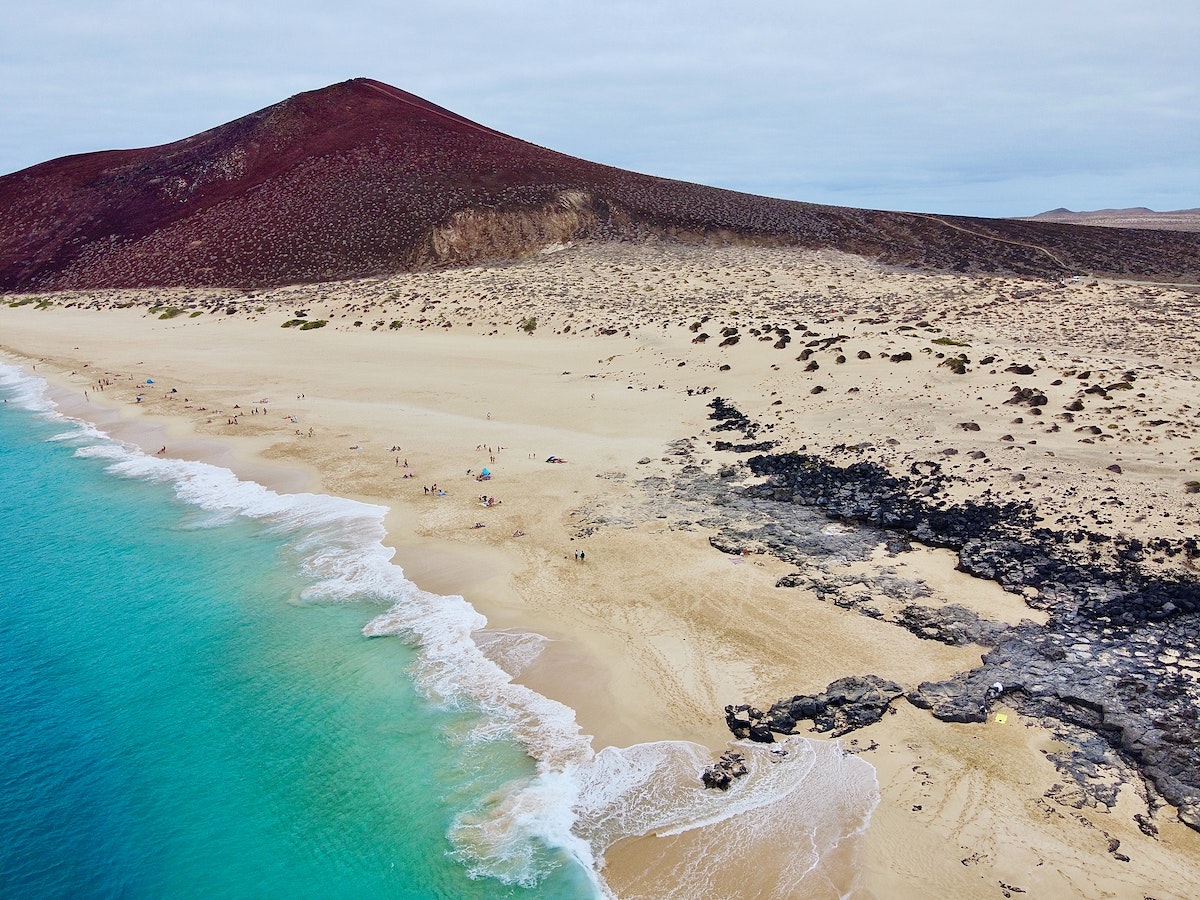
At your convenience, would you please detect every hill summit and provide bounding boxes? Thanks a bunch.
[2,78,1199,291]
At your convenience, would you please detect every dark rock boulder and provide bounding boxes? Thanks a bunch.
[703,405,1200,830]
[741,675,906,739]
[748,722,776,743]
[701,749,749,790]
[724,703,758,739]
[908,673,996,723]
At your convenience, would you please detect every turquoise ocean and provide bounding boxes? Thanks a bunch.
[0,362,877,900]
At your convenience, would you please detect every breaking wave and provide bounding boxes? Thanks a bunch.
[0,361,879,897]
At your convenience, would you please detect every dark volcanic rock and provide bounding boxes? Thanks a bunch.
[895,603,1008,646]
[713,440,777,453]
[737,676,906,739]
[707,397,760,441]
[909,671,1004,723]
[1005,386,1049,408]
[701,749,749,790]
[704,425,1200,830]
[724,704,759,740]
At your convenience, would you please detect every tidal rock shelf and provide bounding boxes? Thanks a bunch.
[727,675,906,740]
[700,400,1200,829]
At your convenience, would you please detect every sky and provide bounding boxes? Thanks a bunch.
[1,1,1197,218]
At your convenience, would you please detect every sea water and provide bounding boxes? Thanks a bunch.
[0,363,878,900]
[0,366,596,899]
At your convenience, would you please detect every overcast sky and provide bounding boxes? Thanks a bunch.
[2,1,1196,217]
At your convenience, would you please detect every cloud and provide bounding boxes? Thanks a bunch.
[2,0,1197,216]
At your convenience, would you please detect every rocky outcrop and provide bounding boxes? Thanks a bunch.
[701,749,749,790]
[908,670,1009,723]
[727,676,905,739]
[409,191,606,267]
[911,618,1200,826]
[699,400,1200,830]
[895,603,1008,647]
[409,189,757,270]
[707,397,761,441]
[742,450,1199,624]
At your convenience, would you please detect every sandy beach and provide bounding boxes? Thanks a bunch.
[4,240,1200,898]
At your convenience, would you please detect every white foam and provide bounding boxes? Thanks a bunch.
[570,738,878,899]
[0,363,57,413]
[0,363,608,891]
[1,360,881,897]
[474,630,550,678]
[449,769,600,890]
[576,739,820,844]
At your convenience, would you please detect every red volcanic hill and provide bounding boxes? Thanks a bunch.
[2,78,1199,291]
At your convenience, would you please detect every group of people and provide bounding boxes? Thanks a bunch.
[417,442,544,543]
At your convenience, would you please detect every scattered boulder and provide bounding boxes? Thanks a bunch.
[1005,386,1048,407]
[701,749,749,790]
[729,676,905,740]
[909,673,993,723]
[703,407,1200,831]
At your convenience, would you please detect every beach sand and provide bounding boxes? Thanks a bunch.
[4,240,1199,897]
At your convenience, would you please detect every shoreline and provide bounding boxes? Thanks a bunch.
[4,242,1200,897]
[2,349,879,899]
